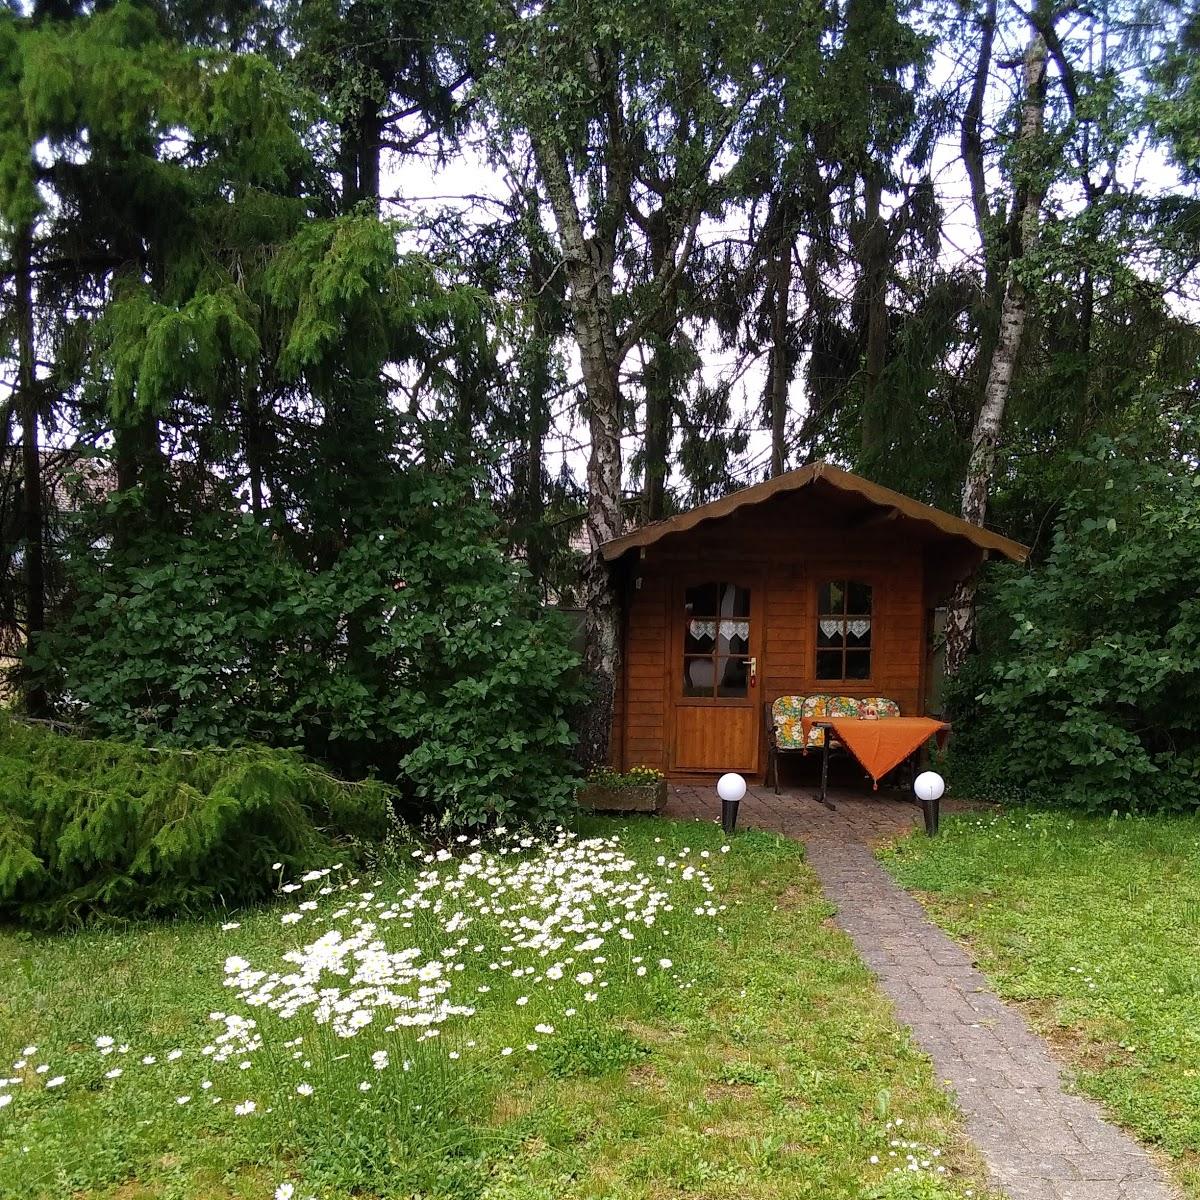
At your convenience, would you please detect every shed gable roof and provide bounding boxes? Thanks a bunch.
[598,463,1029,563]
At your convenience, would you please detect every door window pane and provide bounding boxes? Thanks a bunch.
[716,655,749,697]
[682,583,752,698]
[720,584,751,618]
[685,583,719,617]
[683,656,716,696]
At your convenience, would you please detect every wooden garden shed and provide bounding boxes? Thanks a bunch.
[600,463,1028,782]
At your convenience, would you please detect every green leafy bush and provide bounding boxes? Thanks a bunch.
[33,465,584,829]
[0,717,391,927]
[946,431,1200,812]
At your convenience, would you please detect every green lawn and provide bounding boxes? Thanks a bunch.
[882,808,1200,1197]
[0,817,989,1200]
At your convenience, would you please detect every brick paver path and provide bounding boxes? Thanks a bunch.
[666,784,1177,1200]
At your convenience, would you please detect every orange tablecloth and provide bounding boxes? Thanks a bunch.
[800,716,950,788]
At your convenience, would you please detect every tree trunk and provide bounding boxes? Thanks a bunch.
[643,346,672,519]
[960,0,1006,436]
[114,422,140,494]
[522,374,548,584]
[641,213,677,518]
[520,254,552,585]
[856,171,889,461]
[962,0,998,295]
[15,222,47,715]
[945,30,1047,678]
[338,100,382,214]
[576,323,623,767]
[242,383,266,518]
[577,354,623,768]
[1078,263,1094,399]
[530,138,624,767]
[763,195,793,478]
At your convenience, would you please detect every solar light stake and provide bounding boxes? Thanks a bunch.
[717,772,747,835]
[913,770,945,836]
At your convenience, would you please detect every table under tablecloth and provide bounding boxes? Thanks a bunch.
[800,715,950,787]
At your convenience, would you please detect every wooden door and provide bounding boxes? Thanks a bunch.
[670,576,764,773]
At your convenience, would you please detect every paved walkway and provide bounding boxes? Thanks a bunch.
[666,784,1177,1200]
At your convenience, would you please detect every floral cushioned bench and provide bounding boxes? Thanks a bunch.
[766,694,901,794]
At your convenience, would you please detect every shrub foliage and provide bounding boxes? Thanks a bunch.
[0,717,391,927]
[32,466,584,829]
[947,432,1200,812]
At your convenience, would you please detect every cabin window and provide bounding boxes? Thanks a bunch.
[816,580,872,680]
[683,582,751,698]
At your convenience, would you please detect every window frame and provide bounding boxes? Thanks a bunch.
[681,581,753,700]
[813,576,875,683]
[673,575,761,707]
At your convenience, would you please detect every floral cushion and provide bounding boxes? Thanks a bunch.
[771,695,809,750]
[803,694,863,720]
[773,694,871,749]
[799,694,862,747]
[772,694,901,750]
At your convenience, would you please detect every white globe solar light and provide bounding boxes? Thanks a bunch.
[716,772,747,803]
[914,771,945,803]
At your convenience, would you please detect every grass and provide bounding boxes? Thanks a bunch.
[0,816,991,1200]
[881,807,1200,1197]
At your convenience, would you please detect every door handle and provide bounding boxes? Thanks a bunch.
[743,657,757,687]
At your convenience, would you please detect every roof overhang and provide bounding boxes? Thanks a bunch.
[598,462,1029,564]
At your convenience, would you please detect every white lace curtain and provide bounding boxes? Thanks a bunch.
[819,618,871,640]
[689,619,750,642]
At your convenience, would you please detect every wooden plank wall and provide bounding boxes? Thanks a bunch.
[613,501,931,776]
[620,570,670,770]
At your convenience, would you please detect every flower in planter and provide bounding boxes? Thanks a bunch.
[582,765,665,791]
[578,766,667,814]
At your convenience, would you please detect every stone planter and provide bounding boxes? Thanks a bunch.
[579,779,668,814]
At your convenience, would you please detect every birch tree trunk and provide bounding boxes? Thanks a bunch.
[574,323,623,769]
[530,139,625,767]
[944,29,1047,677]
